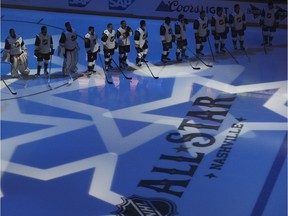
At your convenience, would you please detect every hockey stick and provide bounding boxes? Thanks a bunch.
[1,77,17,95]
[261,28,268,54]
[224,47,239,64]
[172,42,200,70]
[188,61,200,70]
[186,47,213,67]
[144,60,159,79]
[207,37,215,62]
[47,55,53,89]
[111,58,132,80]
[67,72,73,85]
[98,53,113,84]
[138,53,159,79]
[241,47,250,61]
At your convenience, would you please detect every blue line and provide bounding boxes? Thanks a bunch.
[251,134,287,216]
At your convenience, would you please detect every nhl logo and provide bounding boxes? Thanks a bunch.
[113,195,178,216]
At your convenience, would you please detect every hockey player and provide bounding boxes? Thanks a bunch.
[3,28,30,78]
[58,22,79,76]
[193,10,209,56]
[101,23,117,71]
[117,20,132,68]
[134,20,148,67]
[260,1,279,46]
[34,26,54,77]
[211,7,229,53]
[229,4,246,50]
[84,26,101,74]
[160,16,174,63]
[175,14,188,62]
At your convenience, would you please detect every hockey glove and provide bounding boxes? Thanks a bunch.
[34,50,39,58]
[126,26,132,36]
[136,45,142,53]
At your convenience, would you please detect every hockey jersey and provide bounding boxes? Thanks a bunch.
[85,33,100,53]
[211,14,228,33]
[160,23,173,43]
[102,29,116,49]
[229,11,246,31]
[175,21,187,40]
[117,26,132,46]
[35,33,53,54]
[59,28,78,50]
[194,17,208,37]
[261,7,278,27]
[134,27,148,48]
[5,35,25,56]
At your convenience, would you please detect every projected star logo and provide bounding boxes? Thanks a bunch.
[1,58,287,206]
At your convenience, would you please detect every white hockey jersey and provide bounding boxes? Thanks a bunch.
[212,14,228,33]
[5,35,25,56]
[194,17,208,37]
[160,23,173,43]
[60,29,78,50]
[102,29,116,49]
[85,33,100,53]
[35,33,53,54]
[229,11,246,31]
[117,27,132,46]
[135,27,148,48]
[175,21,187,40]
[262,7,278,27]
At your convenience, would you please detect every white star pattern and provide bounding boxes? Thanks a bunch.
[1,51,287,206]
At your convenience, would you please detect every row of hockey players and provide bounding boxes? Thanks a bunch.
[2,19,147,78]
[2,2,280,78]
[161,2,280,63]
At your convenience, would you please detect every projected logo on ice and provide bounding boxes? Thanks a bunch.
[1,15,287,216]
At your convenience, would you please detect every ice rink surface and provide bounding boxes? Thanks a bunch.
[1,8,287,216]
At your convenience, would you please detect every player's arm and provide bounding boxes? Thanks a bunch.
[229,14,234,29]
[84,35,91,53]
[160,25,166,42]
[59,32,66,45]
[174,23,181,39]
[34,35,40,56]
[193,20,200,38]
[101,32,108,49]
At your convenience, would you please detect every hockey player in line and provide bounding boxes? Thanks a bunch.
[160,16,174,63]
[101,23,117,71]
[193,10,209,56]
[3,28,30,78]
[134,20,148,67]
[211,7,229,53]
[117,20,133,68]
[34,26,54,77]
[58,22,79,76]
[229,4,246,50]
[84,26,101,74]
[260,1,279,46]
[175,14,189,62]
